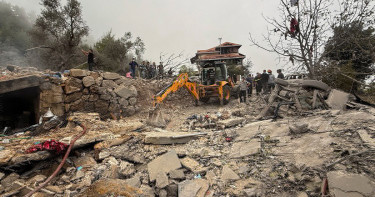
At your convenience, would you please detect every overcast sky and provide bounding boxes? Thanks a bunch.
[7,0,284,73]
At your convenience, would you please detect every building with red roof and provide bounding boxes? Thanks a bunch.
[191,42,246,66]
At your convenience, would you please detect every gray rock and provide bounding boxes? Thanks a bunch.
[95,77,103,86]
[229,140,259,158]
[289,122,309,134]
[147,150,182,182]
[159,189,167,197]
[102,72,121,80]
[64,78,82,94]
[125,174,141,188]
[178,180,201,197]
[64,92,82,103]
[119,160,135,177]
[102,80,118,89]
[119,98,129,107]
[140,185,155,197]
[70,69,87,77]
[326,89,350,110]
[217,118,245,128]
[82,76,95,87]
[124,106,136,116]
[114,85,137,99]
[1,173,20,187]
[100,94,111,101]
[129,97,137,106]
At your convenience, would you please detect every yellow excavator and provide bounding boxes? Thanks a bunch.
[153,61,234,106]
[148,61,235,127]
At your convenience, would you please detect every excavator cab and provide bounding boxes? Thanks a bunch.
[201,62,228,85]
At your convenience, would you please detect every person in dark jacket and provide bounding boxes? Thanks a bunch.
[82,49,94,71]
[129,57,138,78]
[254,73,262,95]
[246,74,254,96]
[260,70,269,93]
[277,69,285,79]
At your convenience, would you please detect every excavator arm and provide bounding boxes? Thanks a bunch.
[153,73,199,107]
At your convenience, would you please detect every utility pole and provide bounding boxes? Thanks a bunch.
[218,37,222,54]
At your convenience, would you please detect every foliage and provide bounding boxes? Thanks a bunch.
[324,21,375,88]
[94,31,145,72]
[28,0,89,70]
[227,58,253,76]
[0,2,32,50]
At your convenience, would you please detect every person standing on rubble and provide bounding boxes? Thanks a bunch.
[158,62,164,79]
[239,77,248,103]
[81,49,95,71]
[151,62,157,78]
[261,70,269,93]
[254,72,262,95]
[268,69,276,92]
[139,61,146,79]
[277,69,284,79]
[129,57,138,78]
[246,74,254,96]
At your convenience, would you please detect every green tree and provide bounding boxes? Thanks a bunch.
[178,65,195,76]
[323,21,375,91]
[29,0,89,70]
[94,31,145,72]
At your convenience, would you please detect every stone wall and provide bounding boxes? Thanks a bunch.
[40,69,138,118]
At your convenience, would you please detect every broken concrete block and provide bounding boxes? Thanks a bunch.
[115,85,138,99]
[229,140,259,158]
[140,185,155,197]
[221,165,240,181]
[169,169,185,179]
[119,160,135,177]
[326,89,350,110]
[82,76,95,87]
[156,172,169,188]
[125,174,141,188]
[178,179,209,197]
[144,132,204,145]
[70,69,87,77]
[102,72,121,80]
[1,173,20,187]
[78,178,141,196]
[147,150,182,182]
[327,171,375,197]
[180,157,203,173]
[217,117,245,128]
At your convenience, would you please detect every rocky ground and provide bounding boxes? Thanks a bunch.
[0,72,375,196]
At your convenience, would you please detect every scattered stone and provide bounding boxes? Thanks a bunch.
[82,76,95,87]
[78,178,141,197]
[221,165,240,181]
[180,157,203,173]
[159,189,167,197]
[289,122,309,134]
[357,129,375,148]
[102,72,121,80]
[64,78,82,94]
[115,85,138,99]
[147,150,182,182]
[178,179,209,197]
[129,97,137,106]
[70,69,87,77]
[125,174,141,188]
[101,80,118,89]
[119,160,135,177]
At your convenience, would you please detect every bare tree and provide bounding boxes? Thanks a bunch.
[159,51,191,74]
[249,0,375,78]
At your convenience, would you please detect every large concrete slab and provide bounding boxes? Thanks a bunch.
[326,89,350,110]
[147,150,182,182]
[0,75,41,94]
[327,171,375,197]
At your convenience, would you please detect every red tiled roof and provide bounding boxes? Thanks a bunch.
[197,47,218,53]
[199,53,245,60]
[218,42,241,47]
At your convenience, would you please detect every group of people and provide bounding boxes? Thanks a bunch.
[129,58,173,79]
[239,69,284,103]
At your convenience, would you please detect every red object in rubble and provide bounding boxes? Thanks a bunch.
[25,140,68,154]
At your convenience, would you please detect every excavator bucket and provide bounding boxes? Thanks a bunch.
[147,106,167,128]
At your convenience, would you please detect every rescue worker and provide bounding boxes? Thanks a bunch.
[158,62,164,79]
[246,74,254,96]
[129,57,138,78]
[239,77,248,103]
[254,72,262,95]
[277,69,284,79]
[268,69,276,92]
[81,49,94,71]
[260,70,269,93]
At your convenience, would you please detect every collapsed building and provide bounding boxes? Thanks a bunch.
[0,65,374,197]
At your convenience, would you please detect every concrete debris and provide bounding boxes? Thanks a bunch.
[217,117,245,128]
[221,165,240,181]
[327,171,375,197]
[180,157,204,173]
[144,131,206,145]
[326,89,350,110]
[147,150,182,182]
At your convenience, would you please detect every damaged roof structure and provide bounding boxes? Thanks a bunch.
[0,65,374,197]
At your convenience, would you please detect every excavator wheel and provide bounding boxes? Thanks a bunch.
[220,85,231,105]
